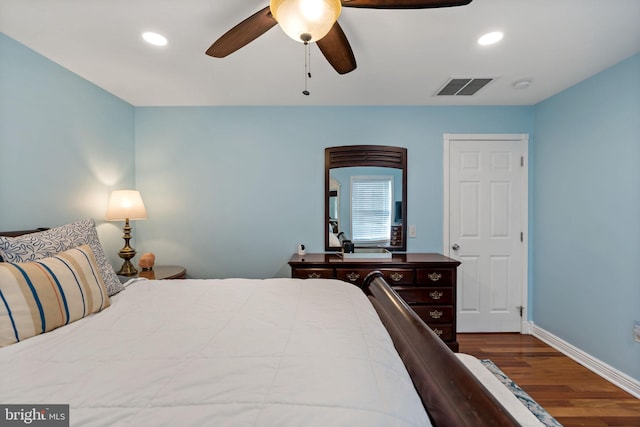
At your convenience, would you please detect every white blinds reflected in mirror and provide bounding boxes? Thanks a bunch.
[351,176,393,244]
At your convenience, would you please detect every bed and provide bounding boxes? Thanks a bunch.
[0,222,543,427]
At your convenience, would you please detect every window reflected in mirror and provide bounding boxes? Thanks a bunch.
[329,171,401,247]
[351,175,393,245]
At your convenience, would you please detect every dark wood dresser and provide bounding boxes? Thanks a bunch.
[289,253,461,351]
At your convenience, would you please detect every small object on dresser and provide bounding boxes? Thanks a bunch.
[297,244,306,256]
[139,252,156,271]
[342,240,354,253]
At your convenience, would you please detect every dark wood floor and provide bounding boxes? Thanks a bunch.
[457,333,640,427]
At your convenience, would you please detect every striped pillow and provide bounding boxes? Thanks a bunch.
[0,244,111,347]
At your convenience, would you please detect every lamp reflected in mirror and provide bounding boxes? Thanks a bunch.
[328,177,340,239]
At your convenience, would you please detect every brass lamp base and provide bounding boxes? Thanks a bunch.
[116,257,138,276]
[116,219,138,276]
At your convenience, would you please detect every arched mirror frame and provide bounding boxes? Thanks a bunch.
[325,145,407,252]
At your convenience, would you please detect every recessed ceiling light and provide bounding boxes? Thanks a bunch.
[142,32,168,46]
[478,31,503,46]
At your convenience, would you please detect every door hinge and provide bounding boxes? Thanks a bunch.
[520,156,524,167]
[520,231,524,242]
[517,306,524,317]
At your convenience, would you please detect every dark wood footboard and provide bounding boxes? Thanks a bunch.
[363,271,519,427]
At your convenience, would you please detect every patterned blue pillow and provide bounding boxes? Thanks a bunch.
[0,219,124,296]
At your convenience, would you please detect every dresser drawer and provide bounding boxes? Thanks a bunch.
[335,268,373,285]
[412,305,454,323]
[416,268,455,287]
[395,287,452,304]
[336,268,413,285]
[428,325,454,341]
[378,268,414,285]
[292,268,335,279]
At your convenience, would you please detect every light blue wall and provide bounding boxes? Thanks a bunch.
[2,32,638,383]
[134,106,533,278]
[0,34,136,263]
[532,53,640,380]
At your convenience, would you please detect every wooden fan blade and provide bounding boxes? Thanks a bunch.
[206,6,277,58]
[316,22,357,75]
[341,0,472,9]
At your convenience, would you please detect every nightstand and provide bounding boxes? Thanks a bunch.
[118,265,187,282]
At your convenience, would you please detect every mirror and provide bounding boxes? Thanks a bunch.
[325,145,407,252]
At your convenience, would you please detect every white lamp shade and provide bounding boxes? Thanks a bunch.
[270,0,341,43]
[106,190,148,221]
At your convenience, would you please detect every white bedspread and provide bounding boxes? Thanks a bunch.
[0,278,431,427]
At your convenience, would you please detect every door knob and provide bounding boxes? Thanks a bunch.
[452,243,460,251]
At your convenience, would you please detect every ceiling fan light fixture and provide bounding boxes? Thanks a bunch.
[270,0,341,43]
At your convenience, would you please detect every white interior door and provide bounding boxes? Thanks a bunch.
[444,134,528,332]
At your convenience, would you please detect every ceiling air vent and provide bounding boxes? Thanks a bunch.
[436,78,493,96]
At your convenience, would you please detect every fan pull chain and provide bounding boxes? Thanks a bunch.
[302,41,311,96]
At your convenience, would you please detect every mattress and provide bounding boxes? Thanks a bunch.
[0,278,431,427]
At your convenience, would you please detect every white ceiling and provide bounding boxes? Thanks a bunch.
[1,0,639,107]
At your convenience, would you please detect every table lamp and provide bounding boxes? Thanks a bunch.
[106,190,147,276]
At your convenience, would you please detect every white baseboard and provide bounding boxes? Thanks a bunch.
[529,323,640,399]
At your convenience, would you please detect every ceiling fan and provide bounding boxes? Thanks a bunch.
[205,0,473,75]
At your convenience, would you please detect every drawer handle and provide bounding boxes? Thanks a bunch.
[429,309,443,319]
[429,290,443,300]
[428,272,442,282]
[432,328,443,337]
[389,272,403,282]
[346,272,360,282]
[307,272,321,279]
